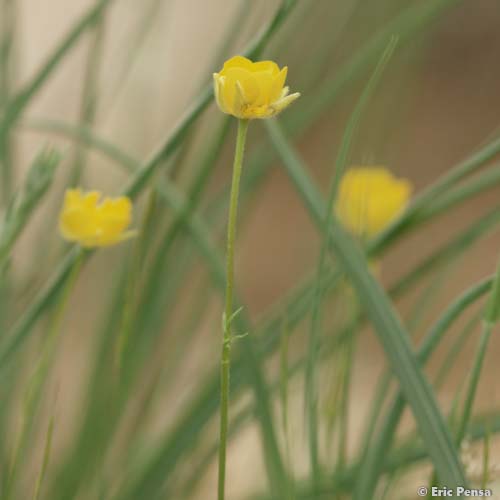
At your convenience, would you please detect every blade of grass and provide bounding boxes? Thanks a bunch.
[32,414,55,500]
[406,257,461,334]
[455,258,500,445]
[389,207,500,298]
[415,165,500,224]
[434,310,482,390]
[0,0,17,205]
[279,315,294,497]
[482,425,491,489]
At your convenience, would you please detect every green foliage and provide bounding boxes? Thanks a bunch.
[0,1,498,499]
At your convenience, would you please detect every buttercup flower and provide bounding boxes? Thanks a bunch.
[213,55,300,119]
[336,167,412,238]
[59,189,135,248]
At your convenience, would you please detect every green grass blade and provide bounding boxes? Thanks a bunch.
[390,207,500,298]
[0,0,17,204]
[416,165,500,224]
[455,258,500,445]
[32,415,55,500]
[434,310,481,389]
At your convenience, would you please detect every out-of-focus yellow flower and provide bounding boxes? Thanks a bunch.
[213,55,300,119]
[336,167,412,238]
[59,189,135,248]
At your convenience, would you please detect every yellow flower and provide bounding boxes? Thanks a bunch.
[59,189,135,248]
[336,167,412,238]
[213,55,300,119]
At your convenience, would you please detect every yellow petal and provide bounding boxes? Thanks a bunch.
[232,81,246,118]
[63,188,84,209]
[269,92,300,117]
[251,60,280,75]
[253,70,275,106]
[82,191,101,209]
[213,73,229,114]
[271,67,288,102]
[60,208,97,241]
[220,55,254,74]
[218,67,260,117]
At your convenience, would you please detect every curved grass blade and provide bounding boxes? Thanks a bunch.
[455,258,500,445]
[0,0,17,204]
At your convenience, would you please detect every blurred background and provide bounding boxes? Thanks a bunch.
[2,0,500,498]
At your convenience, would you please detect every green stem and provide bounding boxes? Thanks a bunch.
[0,0,16,206]
[456,257,500,445]
[218,118,249,500]
[337,326,356,471]
[455,321,493,446]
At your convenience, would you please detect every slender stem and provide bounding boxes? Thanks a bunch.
[337,327,356,470]
[218,118,249,500]
[456,256,500,445]
[0,0,16,206]
[455,321,493,446]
